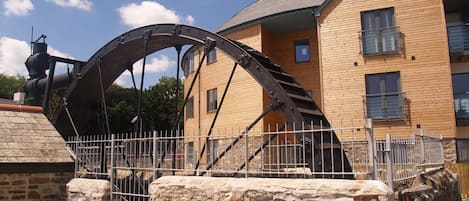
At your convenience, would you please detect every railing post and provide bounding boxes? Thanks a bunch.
[244,127,249,178]
[152,130,157,181]
[419,128,425,165]
[110,134,115,201]
[73,136,78,178]
[440,134,445,164]
[366,118,377,180]
[386,133,393,190]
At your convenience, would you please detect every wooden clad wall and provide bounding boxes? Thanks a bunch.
[317,0,456,139]
[184,24,265,137]
[261,26,322,129]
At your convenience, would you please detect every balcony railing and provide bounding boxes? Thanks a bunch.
[360,27,401,56]
[454,93,469,125]
[447,24,469,56]
[364,92,407,121]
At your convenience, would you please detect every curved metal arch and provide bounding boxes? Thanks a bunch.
[53,24,316,136]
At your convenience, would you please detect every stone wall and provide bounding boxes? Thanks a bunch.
[398,167,461,201]
[0,172,73,200]
[443,139,457,163]
[149,176,393,201]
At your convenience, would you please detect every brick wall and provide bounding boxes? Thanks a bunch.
[0,172,73,200]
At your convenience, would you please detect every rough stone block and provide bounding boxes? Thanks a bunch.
[67,178,110,201]
[149,176,393,201]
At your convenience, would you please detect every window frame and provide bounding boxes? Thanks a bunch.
[183,50,195,76]
[186,96,194,119]
[186,142,194,164]
[294,40,311,63]
[207,139,219,163]
[207,48,217,64]
[365,72,405,121]
[360,7,399,56]
[207,88,218,113]
[452,73,469,125]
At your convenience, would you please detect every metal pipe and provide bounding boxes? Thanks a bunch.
[42,59,56,114]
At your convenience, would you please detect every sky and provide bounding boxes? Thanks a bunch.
[0,0,255,88]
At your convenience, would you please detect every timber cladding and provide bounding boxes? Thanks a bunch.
[317,0,456,139]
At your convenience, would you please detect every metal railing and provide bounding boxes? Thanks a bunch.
[447,23,469,56]
[376,129,444,189]
[360,27,401,56]
[364,92,407,121]
[66,119,444,200]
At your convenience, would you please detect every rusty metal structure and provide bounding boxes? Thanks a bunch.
[23,24,352,177]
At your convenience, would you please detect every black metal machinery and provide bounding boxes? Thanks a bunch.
[23,24,352,178]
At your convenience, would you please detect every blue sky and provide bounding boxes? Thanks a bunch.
[0,0,254,87]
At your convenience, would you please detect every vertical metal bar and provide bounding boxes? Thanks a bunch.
[110,134,115,201]
[419,128,425,168]
[302,122,306,178]
[366,118,377,180]
[320,120,324,177]
[42,59,56,114]
[386,133,393,190]
[440,134,444,164]
[244,127,249,178]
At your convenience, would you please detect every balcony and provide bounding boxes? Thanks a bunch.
[447,24,469,56]
[454,94,469,125]
[360,27,401,56]
[364,92,407,121]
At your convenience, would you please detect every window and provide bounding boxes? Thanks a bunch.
[295,40,310,63]
[207,48,217,64]
[186,142,194,164]
[456,139,469,163]
[452,73,469,125]
[361,8,399,55]
[207,139,219,163]
[186,97,194,119]
[183,51,194,76]
[365,72,404,120]
[207,88,217,113]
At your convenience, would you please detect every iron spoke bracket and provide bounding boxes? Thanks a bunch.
[204,37,216,53]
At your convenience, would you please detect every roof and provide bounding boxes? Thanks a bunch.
[216,0,325,34]
[0,110,73,163]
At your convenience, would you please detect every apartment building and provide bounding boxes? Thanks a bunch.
[182,0,469,166]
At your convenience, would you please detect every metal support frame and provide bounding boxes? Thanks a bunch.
[27,24,354,178]
[156,50,207,176]
[198,104,278,176]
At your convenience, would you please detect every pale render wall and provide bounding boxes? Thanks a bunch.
[318,0,456,139]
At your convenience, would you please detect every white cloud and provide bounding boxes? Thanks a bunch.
[114,55,176,87]
[133,55,175,74]
[185,15,195,25]
[118,1,194,28]
[46,0,93,11]
[3,0,34,16]
[0,36,74,77]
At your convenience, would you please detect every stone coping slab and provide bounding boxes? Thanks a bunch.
[149,176,392,201]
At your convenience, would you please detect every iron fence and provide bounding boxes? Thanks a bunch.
[376,129,444,189]
[65,119,444,200]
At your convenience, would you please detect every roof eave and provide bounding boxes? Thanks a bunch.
[217,7,319,36]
